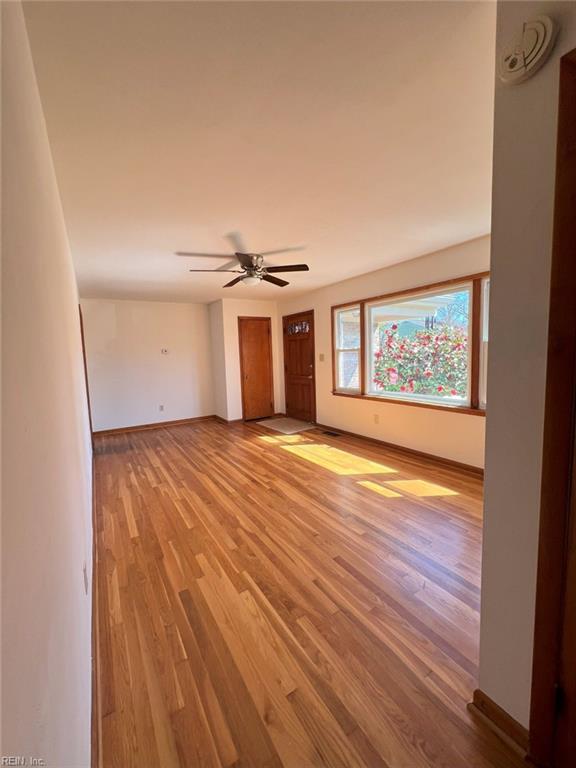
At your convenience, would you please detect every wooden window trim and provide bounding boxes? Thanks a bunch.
[331,272,489,415]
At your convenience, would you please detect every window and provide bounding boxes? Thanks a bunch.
[334,305,361,391]
[367,285,471,405]
[331,273,488,414]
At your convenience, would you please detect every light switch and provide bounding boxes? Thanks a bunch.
[319,353,325,362]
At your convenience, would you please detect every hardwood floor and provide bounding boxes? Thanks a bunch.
[94,419,522,768]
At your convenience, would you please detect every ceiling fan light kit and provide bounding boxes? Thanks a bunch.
[178,241,309,288]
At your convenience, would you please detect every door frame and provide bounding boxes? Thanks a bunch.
[529,48,576,768]
[238,316,275,421]
[282,309,316,423]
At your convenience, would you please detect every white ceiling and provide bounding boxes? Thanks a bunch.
[24,1,496,303]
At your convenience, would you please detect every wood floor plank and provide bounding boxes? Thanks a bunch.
[94,420,524,767]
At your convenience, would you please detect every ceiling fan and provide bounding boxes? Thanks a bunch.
[176,233,309,288]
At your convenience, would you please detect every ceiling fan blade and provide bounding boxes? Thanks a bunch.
[189,269,241,273]
[225,231,248,254]
[216,259,241,271]
[265,264,309,273]
[175,252,233,258]
[223,276,245,288]
[262,274,289,287]
[258,247,305,257]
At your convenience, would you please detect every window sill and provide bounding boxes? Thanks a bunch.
[332,390,486,416]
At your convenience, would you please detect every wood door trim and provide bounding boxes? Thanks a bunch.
[238,316,274,421]
[529,49,576,768]
[91,457,102,768]
[282,309,316,423]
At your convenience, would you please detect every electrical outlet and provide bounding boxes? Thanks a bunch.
[159,404,164,412]
[373,413,380,425]
[319,353,325,362]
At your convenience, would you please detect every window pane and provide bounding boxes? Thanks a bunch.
[368,287,470,404]
[337,350,360,390]
[337,306,360,350]
[482,278,490,342]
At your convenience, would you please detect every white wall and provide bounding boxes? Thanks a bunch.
[208,300,229,420]
[479,0,576,728]
[81,299,214,431]
[210,298,285,421]
[277,236,489,468]
[1,4,93,765]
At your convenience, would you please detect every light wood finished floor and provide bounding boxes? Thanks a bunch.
[94,420,522,768]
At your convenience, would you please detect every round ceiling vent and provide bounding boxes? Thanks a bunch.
[499,16,558,85]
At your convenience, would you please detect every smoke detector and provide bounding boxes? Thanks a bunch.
[499,16,558,85]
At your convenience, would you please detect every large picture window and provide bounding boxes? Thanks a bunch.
[332,273,488,414]
[367,285,471,405]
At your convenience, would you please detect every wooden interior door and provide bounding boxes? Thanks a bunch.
[529,47,576,768]
[283,310,316,422]
[238,317,274,421]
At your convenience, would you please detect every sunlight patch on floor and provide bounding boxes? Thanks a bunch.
[385,479,458,497]
[281,444,397,475]
[357,480,403,498]
[258,435,309,444]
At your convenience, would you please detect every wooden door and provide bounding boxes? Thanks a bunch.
[238,317,274,421]
[283,310,316,422]
[529,48,576,768]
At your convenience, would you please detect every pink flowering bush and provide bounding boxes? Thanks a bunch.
[372,323,468,399]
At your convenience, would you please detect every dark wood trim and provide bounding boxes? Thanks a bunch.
[530,49,576,768]
[282,309,316,424]
[93,415,215,436]
[91,458,101,768]
[331,271,490,311]
[331,390,486,417]
[359,301,366,395]
[238,316,275,421]
[314,421,484,478]
[79,305,94,443]
[331,272,489,414]
[331,306,337,395]
[470,279,482,410]
[469,690,529,756]
[309,310,317,423]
